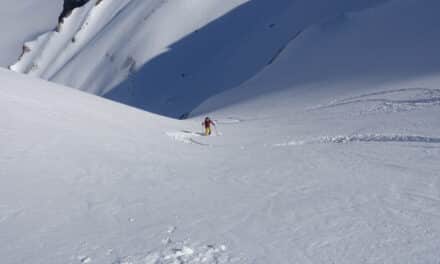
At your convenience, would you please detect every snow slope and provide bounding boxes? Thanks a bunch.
[10,0,394,118]
[193,0,440,116]
[2,0,440,263]
[0,0,62,67]
[2,31,440,264]
[10,0,250,95]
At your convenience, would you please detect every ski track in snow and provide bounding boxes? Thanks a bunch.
[214,118,243,124]
[165,131,205,145]
[78,256,92,264]
[274,134,440,147]
[166,130,224,147]
[310,88,440,114]
[0,208,24,225]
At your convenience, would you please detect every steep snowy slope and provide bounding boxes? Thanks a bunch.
[107,0,391,118]
[10,0,250,93]
[10,0,391,118]
[193,0,440,116]
[2,27,440,264]
[0,0,62,67]
[3,0,440,263]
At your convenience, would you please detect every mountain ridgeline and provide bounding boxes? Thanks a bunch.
[8,0,440,119]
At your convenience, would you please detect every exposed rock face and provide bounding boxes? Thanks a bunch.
[59,0,90,23]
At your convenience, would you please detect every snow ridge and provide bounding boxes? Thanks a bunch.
[275,134,440,147]
[9,0,404,118]
[10,0,132,79]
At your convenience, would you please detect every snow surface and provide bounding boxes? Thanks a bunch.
[0,0,62,67]
[2,59,440,263]
[10,0,250,99]
[192,0,440,116]
[2,0,440,263]
[9,0,404,118]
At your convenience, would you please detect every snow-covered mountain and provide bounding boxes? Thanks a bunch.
[0,0,62,67]
[9,0,257,117]
[2,0,440,263]
[193,0,440,116]
[7,0,425,118]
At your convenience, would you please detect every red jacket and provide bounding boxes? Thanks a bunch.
[203,119,215,128]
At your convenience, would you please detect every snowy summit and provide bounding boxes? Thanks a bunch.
[1,0,440,263]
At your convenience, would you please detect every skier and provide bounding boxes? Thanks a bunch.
[202,117,216,136]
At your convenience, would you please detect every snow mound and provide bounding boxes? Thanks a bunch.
[115,242,232,264]
[166,131,204,144]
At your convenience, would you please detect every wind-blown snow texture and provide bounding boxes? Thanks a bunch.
[2,0,440,263]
